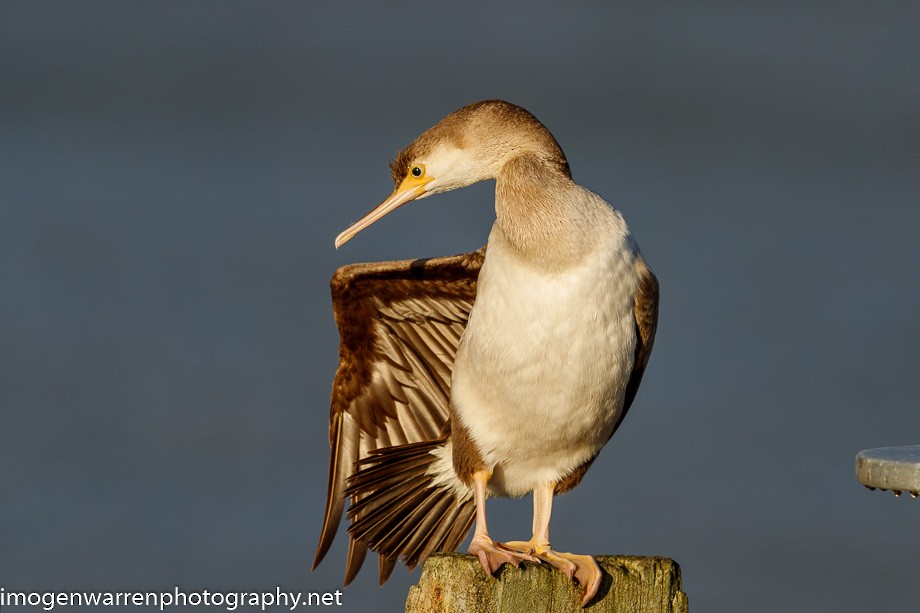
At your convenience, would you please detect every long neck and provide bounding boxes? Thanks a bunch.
[493,154,596,267]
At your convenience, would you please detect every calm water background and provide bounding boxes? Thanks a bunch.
[2,3,919,612]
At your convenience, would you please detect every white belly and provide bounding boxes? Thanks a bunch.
[451,226,640,497]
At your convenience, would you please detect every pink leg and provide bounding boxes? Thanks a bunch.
[505,483,602,606]
[467,470,539,574]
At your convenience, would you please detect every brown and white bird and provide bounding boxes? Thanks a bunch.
[313,100,658,605]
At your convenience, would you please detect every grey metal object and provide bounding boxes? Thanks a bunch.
[856,446,920,498]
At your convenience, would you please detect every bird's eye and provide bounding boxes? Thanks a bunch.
[411,166,423,177]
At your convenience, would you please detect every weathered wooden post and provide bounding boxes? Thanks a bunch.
[406,553,689,613]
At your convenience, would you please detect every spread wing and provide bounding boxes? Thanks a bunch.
[313,248,484,584]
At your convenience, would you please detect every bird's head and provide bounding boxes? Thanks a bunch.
[334,100,569,249]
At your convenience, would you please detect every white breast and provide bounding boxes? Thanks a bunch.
[451,198,641,497]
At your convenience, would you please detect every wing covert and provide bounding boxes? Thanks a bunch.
[619,255,660,425]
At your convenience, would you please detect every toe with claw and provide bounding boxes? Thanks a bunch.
[468,533,539,575]
[507,540,602,606]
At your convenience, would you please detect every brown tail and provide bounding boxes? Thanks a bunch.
[344,437,474,582]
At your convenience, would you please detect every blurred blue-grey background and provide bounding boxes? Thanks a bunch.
[2,2,919,612]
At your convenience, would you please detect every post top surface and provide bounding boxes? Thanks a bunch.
[855,445,920,496]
